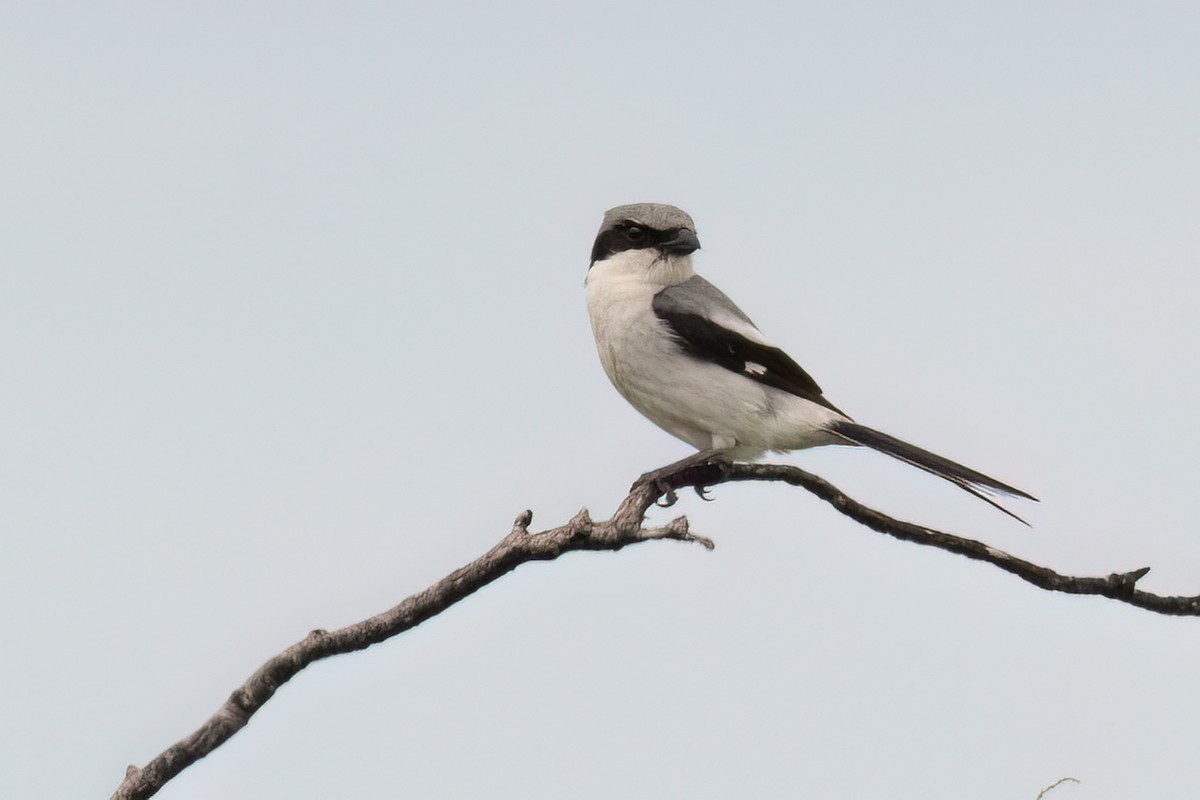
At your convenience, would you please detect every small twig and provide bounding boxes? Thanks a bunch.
[1036,776,1080,799]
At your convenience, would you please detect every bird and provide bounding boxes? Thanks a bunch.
[584,202,1035,520]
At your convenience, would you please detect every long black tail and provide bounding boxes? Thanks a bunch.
[829,420,1037,524]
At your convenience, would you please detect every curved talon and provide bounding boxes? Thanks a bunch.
[655,486,679,508]
[694,484,716,502]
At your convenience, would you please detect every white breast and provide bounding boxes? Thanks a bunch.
[585,256,669,400]
[585,252,842,457]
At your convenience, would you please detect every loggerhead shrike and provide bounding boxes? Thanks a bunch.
[585,203,1035,520]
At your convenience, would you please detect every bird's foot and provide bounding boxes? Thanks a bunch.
[632,451,733,506]
[692,458,733,501]
[632,469,681,507]
[656,483,680,508]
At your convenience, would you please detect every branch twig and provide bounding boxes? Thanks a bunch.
[111,460,1199,799]
[110,479,707,800]
[703,462,1199,615]
[1035,776,1081,799]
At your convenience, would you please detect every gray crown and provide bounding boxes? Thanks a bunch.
[599,203,696,234]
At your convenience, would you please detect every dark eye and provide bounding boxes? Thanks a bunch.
[625,226,645,242]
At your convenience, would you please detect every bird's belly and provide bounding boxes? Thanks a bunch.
[595,318,829,452]
[586,273,839,455]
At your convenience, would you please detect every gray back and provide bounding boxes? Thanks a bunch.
[654,275,756,326]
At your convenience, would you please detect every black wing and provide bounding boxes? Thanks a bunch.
[652,280,846,415]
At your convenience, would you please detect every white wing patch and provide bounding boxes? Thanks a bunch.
[710,308,773,346]
[744,361,767,376]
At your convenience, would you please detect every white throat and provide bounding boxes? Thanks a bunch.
[586,249,695,289]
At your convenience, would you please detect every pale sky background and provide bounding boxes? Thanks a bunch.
[3,3,1199,799]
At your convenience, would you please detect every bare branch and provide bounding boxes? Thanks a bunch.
[111,460,1198,798]
[110,480,708,800]
[664,460,1200,615]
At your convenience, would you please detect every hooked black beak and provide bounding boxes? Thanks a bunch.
[660,228,700,256]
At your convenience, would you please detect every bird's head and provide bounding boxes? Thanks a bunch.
[588,203,700,285]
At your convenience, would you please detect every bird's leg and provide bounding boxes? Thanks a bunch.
[632,450,732,507]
